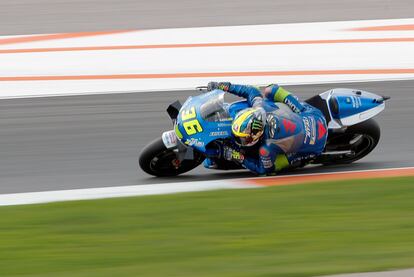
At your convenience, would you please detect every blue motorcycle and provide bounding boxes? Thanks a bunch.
[139,87,389,177]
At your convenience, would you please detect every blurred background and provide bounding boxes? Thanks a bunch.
[1,1,414,277]
[1,0,413,35]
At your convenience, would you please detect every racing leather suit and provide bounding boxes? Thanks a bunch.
[207,83,328,175]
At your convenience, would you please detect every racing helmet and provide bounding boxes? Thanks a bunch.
[231,107,266,147]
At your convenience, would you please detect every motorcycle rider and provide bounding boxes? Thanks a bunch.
[204,82,328,176]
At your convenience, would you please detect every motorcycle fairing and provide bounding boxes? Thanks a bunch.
[175,90,235,152]
[318,88,386,129]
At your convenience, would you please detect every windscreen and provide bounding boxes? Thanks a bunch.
[199,92,230,122]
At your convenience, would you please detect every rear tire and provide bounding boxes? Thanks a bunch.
[139,138,204,177]
[322,119,380,165]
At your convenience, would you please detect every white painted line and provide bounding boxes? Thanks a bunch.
[1,166,413,207]
[1,18,414,98]
[0,180,255,206]
[0,76,414,100]
[2,18,414,50]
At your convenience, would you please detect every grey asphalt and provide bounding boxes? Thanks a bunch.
[0,80,411,194]
[1,0,414,35]
[0,0,413,195]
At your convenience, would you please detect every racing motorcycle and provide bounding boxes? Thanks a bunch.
[139,87,389,177]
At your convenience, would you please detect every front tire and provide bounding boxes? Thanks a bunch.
[139,138,204,177]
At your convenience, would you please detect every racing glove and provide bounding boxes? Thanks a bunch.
[207,82,231,92]
[222,145,245,163]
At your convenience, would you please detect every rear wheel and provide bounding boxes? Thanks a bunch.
[139,138,204,177]
[321,119,380,165]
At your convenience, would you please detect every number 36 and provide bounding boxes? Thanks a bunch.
[181,107,203,135]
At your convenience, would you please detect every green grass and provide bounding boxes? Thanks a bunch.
[1,177,414,277]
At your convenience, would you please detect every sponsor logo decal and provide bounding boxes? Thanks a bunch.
[184,138,204,147]
[266,114,277,138]
[231,151,244,161]
[260,147,270,156]
[303,116,316,145]
[282,119,296,134]
[209,131,229,136]
[260,149,273,168]
[261,156,273,168]
[251,119,263,133]
[350,96,362,109]
[284,98,301,113]
[288,153,316,164]
[317,120,327,140]
[162,130,178,148]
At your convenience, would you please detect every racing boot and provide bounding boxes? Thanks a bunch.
[203,158,219,169]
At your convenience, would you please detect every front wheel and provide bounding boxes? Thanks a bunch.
[321,119,380,165]
[139,138,204,177]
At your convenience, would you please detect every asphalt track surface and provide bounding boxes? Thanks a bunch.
[1,1,413,195]
[0,80,411,194]
[1,0,414,35]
